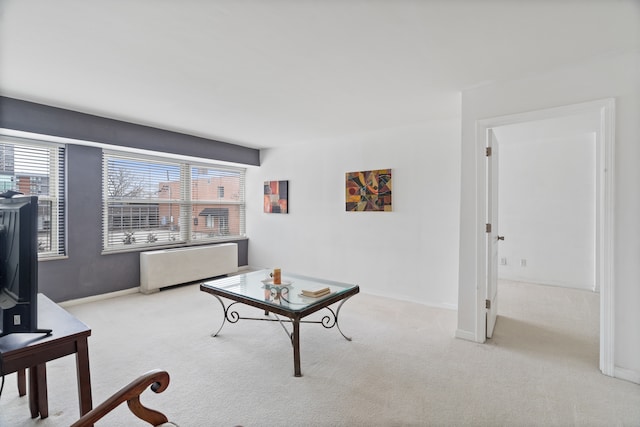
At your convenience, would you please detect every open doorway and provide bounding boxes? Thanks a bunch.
[490,116,600,369]
[494,117,597,291]
[477,99,615,376]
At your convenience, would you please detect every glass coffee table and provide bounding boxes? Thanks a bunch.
[200,269,360,377]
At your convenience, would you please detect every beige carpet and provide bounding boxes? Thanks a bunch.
[1,279,638,426]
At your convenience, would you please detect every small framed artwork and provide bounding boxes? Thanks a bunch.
[345,169,392,212]
[264,180,288,213]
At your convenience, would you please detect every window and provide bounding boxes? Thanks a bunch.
[0,137,66,258]
[102,151,245,251]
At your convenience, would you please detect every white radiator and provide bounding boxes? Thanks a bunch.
[140,243,238,294]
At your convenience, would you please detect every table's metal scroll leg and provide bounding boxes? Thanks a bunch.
[292,317,302,377]
[335,295,355,341]
[211,295,227,337]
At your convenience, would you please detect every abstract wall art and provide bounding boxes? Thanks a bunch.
[264,180,288,213]
[345,169,392,212]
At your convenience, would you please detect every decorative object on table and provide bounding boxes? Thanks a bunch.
[345,169,392,212]
[272,268,282,284]
[264,180,288,213]
[301,287,331,298]
[264,283,290,302]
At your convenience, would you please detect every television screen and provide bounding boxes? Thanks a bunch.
[0,195,49,337]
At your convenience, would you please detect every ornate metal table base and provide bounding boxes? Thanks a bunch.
[206,293,356,377]
[200,270,359,377]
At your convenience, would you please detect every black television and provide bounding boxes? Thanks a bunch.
[0,195,50,337]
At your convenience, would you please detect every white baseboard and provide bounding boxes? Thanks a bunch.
[59,267,252,308]
[360,288,458,311]
[614,366,640,385]
[59,287,140,308]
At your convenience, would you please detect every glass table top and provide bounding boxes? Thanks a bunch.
[201,269,358,312]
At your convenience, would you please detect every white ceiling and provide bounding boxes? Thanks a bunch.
[0,1,638,149]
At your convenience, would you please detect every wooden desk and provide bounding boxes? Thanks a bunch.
[0,294,92,419]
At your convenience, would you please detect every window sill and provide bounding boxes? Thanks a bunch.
[101,236,248,256]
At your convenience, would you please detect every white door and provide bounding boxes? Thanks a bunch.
[486,129,500,338]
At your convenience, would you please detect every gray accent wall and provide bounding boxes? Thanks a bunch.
[0,97,255,302]
[0,97,260,166]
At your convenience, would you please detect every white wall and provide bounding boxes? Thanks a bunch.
[458,51,640,381]
[246,119,461,308]
[496,132,596,290]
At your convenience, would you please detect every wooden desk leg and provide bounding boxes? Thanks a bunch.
[36,364,48,418]
[292,318,301,377]
[28,366,38,418]
[75,337,93,416]
[27,364,48,419]
[17,369,26,396]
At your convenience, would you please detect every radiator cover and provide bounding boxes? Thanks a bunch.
[140,243,238,294]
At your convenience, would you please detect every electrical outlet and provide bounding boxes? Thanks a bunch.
[520,259,527,267]
[500,257,507,265]
[13,314,21,325]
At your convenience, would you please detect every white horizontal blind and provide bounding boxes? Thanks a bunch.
[103,151,246,251]
[0,138,66,258]
[190,163,246,241]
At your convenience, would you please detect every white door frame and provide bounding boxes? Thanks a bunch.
[473,98,615,376]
